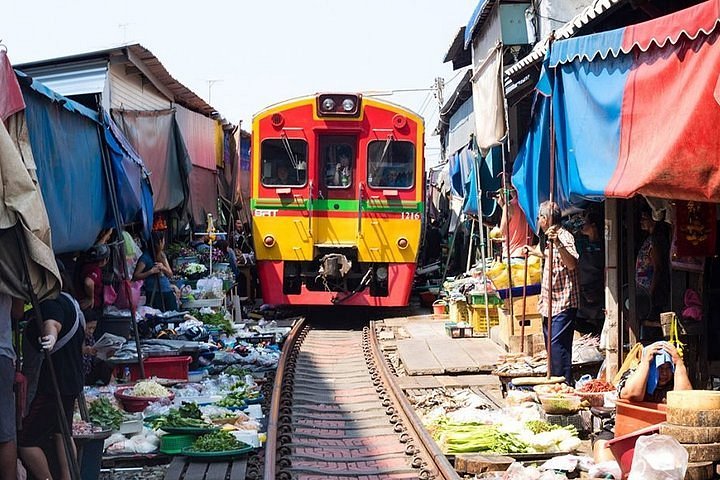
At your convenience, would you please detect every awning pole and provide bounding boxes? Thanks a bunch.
[472,141,491,323]
[97,118,146,378]
[546,46,557,380]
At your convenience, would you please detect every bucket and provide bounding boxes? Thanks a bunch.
[432,300,447,315]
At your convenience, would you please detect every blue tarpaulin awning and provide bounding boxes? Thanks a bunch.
[20,76,109,254]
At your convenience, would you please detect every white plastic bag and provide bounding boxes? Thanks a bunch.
[628,434,688,480]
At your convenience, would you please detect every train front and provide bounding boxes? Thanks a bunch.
[251,93,424,306]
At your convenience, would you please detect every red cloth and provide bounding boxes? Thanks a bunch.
[608,2,720,201]
[0,50,25,121]
[674,200,716,257]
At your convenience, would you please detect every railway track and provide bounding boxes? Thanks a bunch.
[264,318,459,479]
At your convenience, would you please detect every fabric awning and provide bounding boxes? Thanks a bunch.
[0,52,60,301]
[20,75,109,254]
[471,44,507,156]
[513,0,720,226]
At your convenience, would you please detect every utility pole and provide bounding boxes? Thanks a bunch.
[207,79,223,104]
[433,77,445,112]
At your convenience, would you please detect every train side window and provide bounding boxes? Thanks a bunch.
[322,143,354,189]
[367,140,415,189]
[260,138,308,187]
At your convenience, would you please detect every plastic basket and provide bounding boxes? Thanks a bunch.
[468,305,500,336]
[160,434,196,455]
[466,292,503,306]
[126,356,192,381]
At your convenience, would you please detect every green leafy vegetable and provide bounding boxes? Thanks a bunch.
[192,430,247,452]
[89,398,125,430]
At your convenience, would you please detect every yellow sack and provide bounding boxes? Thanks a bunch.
[611,342,644,386]
[486,257,542,290]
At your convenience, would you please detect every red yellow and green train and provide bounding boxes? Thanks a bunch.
[250,93,424,306]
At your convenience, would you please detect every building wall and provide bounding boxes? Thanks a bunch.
[108,63,171,111]
[536,0,590,41]
[447,97,475,156]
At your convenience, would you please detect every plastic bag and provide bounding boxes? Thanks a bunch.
[628,434,688,480]
[485,257,542,290]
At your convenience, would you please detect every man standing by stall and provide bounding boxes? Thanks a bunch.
[525,201,579,383]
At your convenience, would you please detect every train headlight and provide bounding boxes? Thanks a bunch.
[376,266,388,281]
[321,98,336,111]
[317,93,361,117]
[397,237,409,249]
[342,98,355,112]
[263,235,276,248]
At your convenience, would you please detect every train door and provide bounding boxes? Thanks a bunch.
[315,135,357,245]
[318,136,357,200]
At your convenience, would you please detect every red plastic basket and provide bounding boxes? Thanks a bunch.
[126,356,192,381]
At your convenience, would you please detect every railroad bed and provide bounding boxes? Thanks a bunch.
[265,319,459,479]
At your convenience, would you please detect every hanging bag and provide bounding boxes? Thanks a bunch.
[612,342,644,386]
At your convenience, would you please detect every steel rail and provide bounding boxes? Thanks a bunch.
[368,321,460,480]
[263,317,306,479]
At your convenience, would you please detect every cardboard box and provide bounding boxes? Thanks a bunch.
[498,306,543,351]
[502,294,540,316]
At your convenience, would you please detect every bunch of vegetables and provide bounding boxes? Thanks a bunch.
[194,310,234,335]
[525,420,578,437]
[152,402,214,430]
[89,398,125,430]
[217,390,250,408]
[191,430,247,452]
[430,419,529,454]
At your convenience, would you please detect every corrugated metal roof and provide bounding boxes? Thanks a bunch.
[443,27,472,69]
[504,0,625,79]
[465,0,499,47]
[17,58,108,97]
[15,43,219,119]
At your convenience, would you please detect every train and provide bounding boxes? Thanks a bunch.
[250,93,424,306]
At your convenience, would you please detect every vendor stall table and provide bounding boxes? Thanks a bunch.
[163,455,247,480]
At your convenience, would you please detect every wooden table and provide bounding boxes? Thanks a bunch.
[163,455,247,480]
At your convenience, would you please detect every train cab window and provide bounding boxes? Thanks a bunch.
[322,143,354,189]
[260,138,307,187]
[367,139,415,189]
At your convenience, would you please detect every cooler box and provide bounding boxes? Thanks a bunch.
[125,356,192,381]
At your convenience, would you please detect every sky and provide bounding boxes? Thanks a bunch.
[2,1,480,165]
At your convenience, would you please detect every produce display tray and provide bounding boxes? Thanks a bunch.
[160,426,219,435]
[181,445,253,462]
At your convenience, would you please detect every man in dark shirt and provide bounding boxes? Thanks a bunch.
[19,291,85,480]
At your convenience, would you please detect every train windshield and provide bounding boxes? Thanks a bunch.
[367,139,415,189]
[260,138,308,187]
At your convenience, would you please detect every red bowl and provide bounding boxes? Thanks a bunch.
[114,386,175,413]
